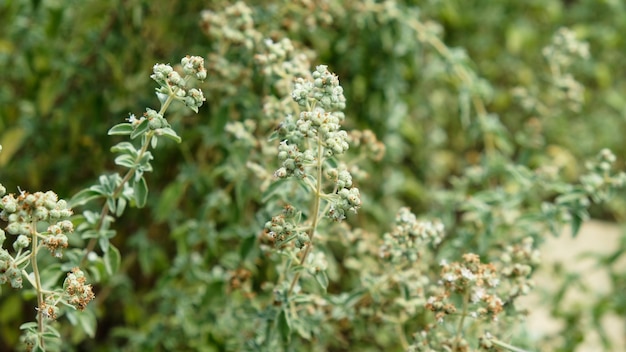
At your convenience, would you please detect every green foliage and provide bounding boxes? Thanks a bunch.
[2,0,626,351]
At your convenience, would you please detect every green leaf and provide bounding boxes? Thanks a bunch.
[0,126,26,168]
[262,178,289,203]
[99,236,110,253]
[155,181,186,222]
[111,141,139,156]
[77,308,97,338]
[239,234,257,260]
[104,245,121,275]
[70,189,104,208]
[108,123,134,136]
[277,309,292,344]
[130,119,150,139]
[20,322,38,330]
[114,154,136,169]
[314,270,329,292]
[157,127,182,143]
[116,197,127,217]
[570,210,586,238]
[133,176,148,208]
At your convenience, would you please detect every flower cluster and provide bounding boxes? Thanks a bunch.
[542,27,590,111]
[0,247,21,288]
[380,207,445,264]
[349,129,386,162]
[264,204,309,249]
[580,148,626,203]
[542,27,590,69]
[151,56,206,113]
[255,38,313,95]
[498,236,539,300]
[328,187,362,222]
[426,253,503,323]
[274,140,315,178]
[200,1,259,49]
[271,65,361,222]
[0,190,74,260]
[63,267,95,311]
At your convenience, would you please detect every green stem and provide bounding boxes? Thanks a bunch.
[490,338,533,352]
[287,135,324,296]
[81,92,176,266]
[454,290,470,350]
[29,223,45,348]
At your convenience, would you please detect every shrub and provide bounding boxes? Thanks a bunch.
[2,1,626,351]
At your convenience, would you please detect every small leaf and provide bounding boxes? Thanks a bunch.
[77,308,97,338]
[570,210,585,238]
[116,197,127,217]
[114,154,136,169]
[157,127,182,143]
[130,119,150,139]
[314,270,329,292]
[155,182,185,221]
[98,236,110,253]
[134,176,148,208]
[262,178,289,203]
[108,123,134,136]
[20,322,39,330]
[239,234,257,260]
[104,245,121,275]
[70,189,104,208]
[111,141,139,156]
[277,309,292,344]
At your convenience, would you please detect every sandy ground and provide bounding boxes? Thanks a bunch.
[519,220,626,351]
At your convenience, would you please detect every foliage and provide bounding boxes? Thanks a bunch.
[2,0,626,351]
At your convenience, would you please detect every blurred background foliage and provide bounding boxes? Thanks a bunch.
[1,0,626,350]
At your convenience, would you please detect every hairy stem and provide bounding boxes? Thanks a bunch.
[81,92,175,266]
[287,136,324,296]
[29,223,45,348]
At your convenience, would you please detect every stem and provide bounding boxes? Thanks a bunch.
[287,136,324,296]
[454,290,470,350]
[80,93,176,265]
[490,338,532,352]
[29,223,45,348]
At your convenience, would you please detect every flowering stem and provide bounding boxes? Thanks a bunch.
[80,93,176,266]
[454,290,470,350]
[29,222,45,348]
[287,136,324,296]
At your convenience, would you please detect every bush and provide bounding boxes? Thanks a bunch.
[1,1,626,351]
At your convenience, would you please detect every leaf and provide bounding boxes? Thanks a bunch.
[98,236,109,253]
[111,141,139,156]
[104,245,121,275]
[0,127,27,167]
[70,189,104,208]
[261,178,289,203]
[133,176,148,208]
[114,154,136,169]
[314,270,329,292]
[19,322,38,330]
[116,197,127,217]
[108,123,134,136]
[155,182,186,222]
[570,210,586,238]
[77,308,97,338]
[157,127,182,143]
[239,234,257,261]
[130,119,150,139]
[277,309,292,344]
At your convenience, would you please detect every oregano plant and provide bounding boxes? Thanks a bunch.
[0,56,205,351]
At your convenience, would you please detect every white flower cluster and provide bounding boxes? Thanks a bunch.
[380,207,445,263]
